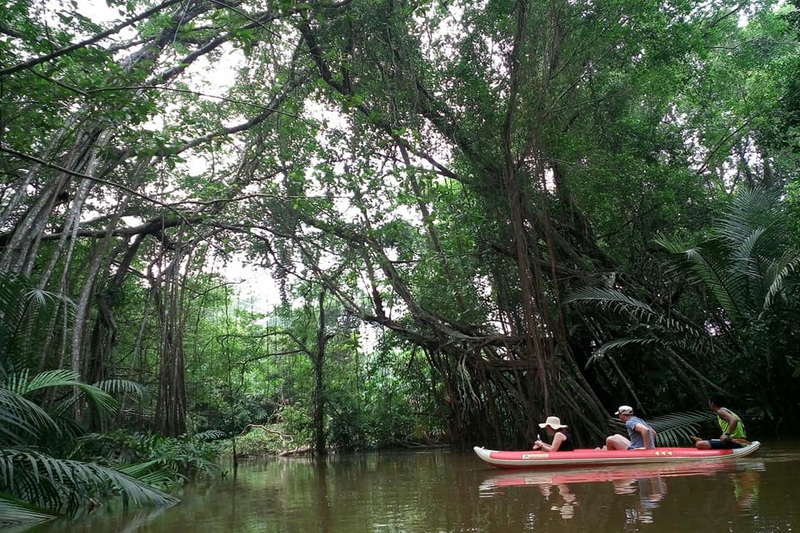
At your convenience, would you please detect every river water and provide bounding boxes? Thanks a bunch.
[32,440,800,532]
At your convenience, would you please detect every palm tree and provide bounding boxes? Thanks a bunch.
[567,188,800,428]
[0,273,178,527]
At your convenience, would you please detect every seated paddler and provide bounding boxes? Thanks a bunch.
[532,416,575,452]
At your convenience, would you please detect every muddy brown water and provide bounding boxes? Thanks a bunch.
[31,441,800,532]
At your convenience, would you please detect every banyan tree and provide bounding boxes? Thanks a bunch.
[2,0,794,447]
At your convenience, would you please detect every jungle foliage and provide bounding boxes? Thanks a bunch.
[1,0,800,521]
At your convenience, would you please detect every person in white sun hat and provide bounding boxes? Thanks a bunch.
[605,405,657,450]
[532,416,575,452]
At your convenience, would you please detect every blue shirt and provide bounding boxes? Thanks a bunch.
[626,416,656,449]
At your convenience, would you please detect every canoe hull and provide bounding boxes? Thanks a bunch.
[473,441,760,469]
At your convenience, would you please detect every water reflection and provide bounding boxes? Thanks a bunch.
[539,483,577,520]
[479,459,765,526]
[732,469,760,511]
[28,447,791,533]
[613,475,665,525]
[479,458,739,490]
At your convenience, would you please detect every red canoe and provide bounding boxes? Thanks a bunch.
[473,441,760,469]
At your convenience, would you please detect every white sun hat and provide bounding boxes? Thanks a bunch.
[538,416,568,430]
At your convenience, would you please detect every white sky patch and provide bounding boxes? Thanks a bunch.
[221,260,281,314]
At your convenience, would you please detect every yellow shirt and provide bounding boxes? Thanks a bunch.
[717,408,746,438]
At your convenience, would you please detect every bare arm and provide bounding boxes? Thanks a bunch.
[635,423,654,448]
[549,432,566,452]
[716,408,738,439]
[534,432,566,452]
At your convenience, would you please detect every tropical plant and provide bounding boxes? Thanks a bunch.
[2,0,798,461]
[649,411,718,447]
[567,188,800,430]
[0,273,178,524]
[75,431,221,486]
[0,494,58,529]
[0,371,178,521]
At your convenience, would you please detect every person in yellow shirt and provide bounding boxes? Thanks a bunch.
[694,393,748,449]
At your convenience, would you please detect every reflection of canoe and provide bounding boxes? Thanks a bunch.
[473,441,760,469]
[478,460,744,491]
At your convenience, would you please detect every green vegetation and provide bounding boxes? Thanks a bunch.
[1,0,800,524]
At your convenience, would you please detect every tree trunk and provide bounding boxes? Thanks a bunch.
[313,289,329,456]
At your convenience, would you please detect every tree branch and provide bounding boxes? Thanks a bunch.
[0,0,186,76]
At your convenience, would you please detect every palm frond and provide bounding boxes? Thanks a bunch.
[648,410,716,447]
[18,370,119,416]
[659,317,707,338]
[94,379,146,400]
[682,246,747,323]
[762,250,800,310]
[117,460,162,478]
[0,388,60,445]
[0,273,34,332]
[732,227,767,280]
[0,273,75,376]
[24,287,75,312]
[0,493,56,528]
[718,188,781,246]
[653,233,699,255]
[565,287,657,320]
[589,337,658,363]
[0,449,179,512]
[0,273,34,377]
[118,461,185,488]
[194,429,227,441]
[568,286,708,341]
[21,369,83,395]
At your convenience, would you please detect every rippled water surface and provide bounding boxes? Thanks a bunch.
[32,440,800,532]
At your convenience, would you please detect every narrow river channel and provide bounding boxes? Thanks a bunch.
[31,440,800,532]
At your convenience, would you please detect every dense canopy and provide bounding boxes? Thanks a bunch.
[1,0,800,520]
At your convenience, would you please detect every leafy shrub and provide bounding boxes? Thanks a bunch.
[219,425,294,457]
[74,431,221,487]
